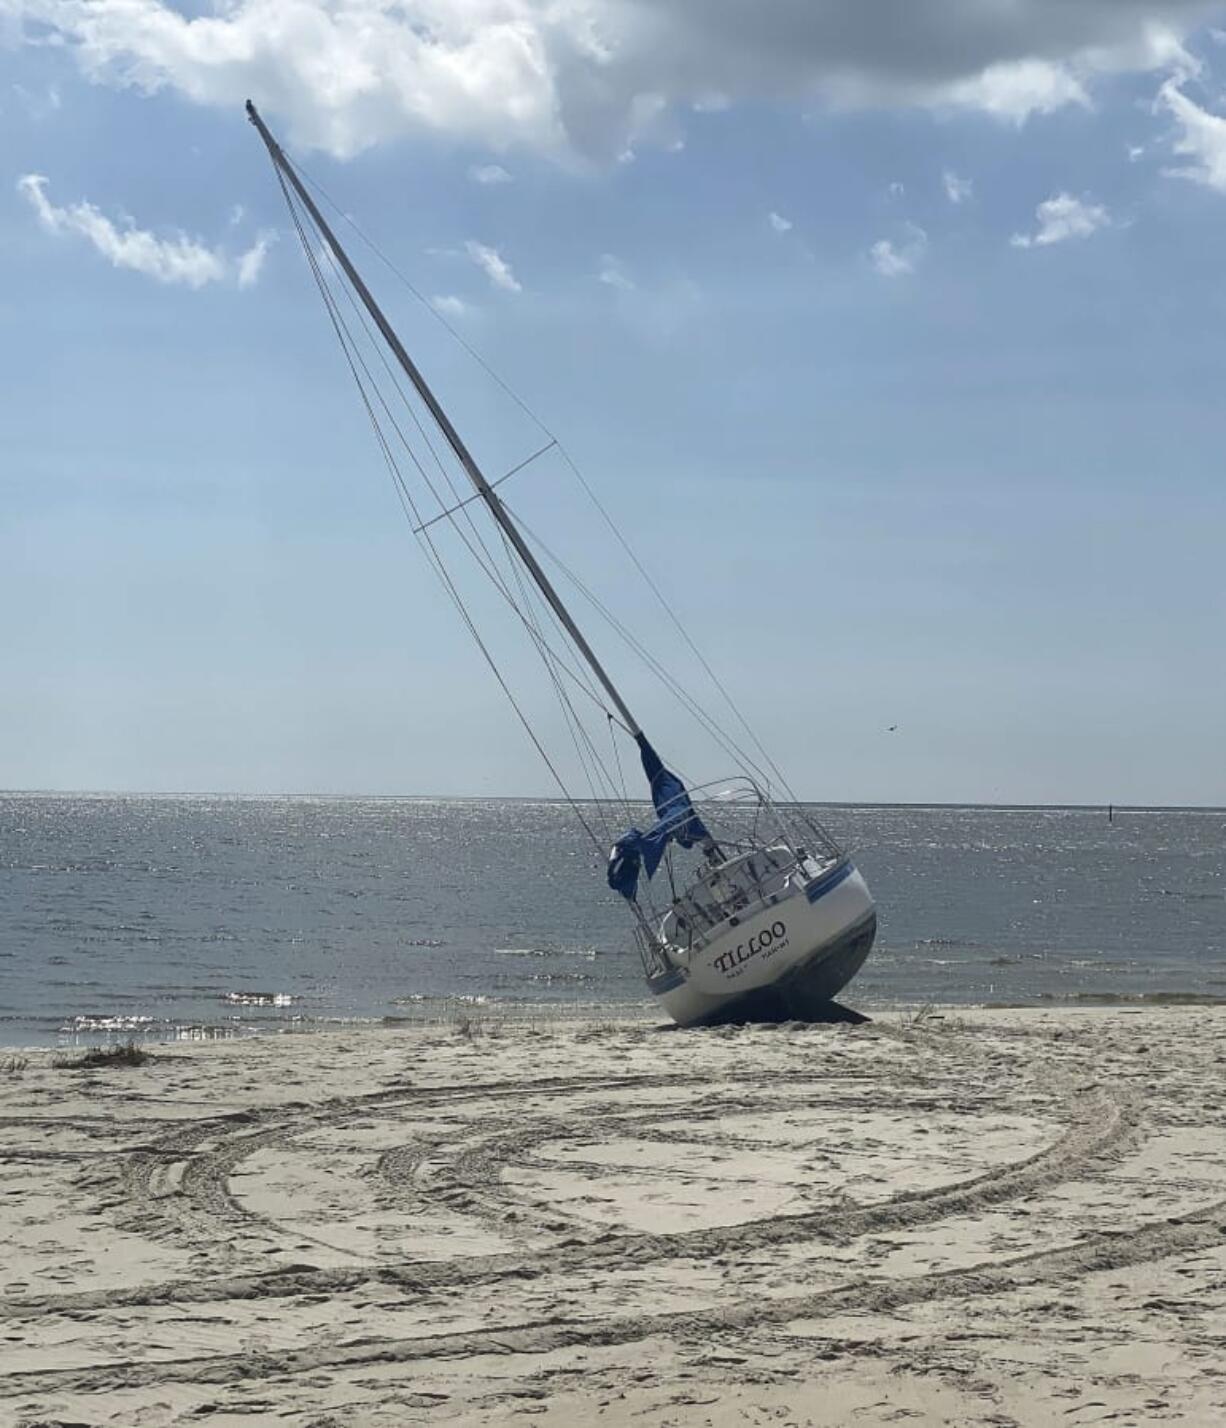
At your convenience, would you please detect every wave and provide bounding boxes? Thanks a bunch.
[60,1014,155,1033]
[494,946,597,959]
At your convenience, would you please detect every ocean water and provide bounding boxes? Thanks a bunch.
[1,794,1223,1047]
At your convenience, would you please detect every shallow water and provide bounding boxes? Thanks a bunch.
[1,794,1223,1045]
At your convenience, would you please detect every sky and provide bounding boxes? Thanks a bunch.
[2,1,1226,806]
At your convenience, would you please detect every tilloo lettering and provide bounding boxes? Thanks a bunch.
[713,920,788,976]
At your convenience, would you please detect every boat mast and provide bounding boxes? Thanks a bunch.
[246,101,643,739]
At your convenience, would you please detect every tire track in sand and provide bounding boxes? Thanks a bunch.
[111,1071,713,1258]
[0,1073,1137,1325]
[3,1190,1220,1397]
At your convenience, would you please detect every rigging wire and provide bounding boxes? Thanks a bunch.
[497,525,621,845]
[288,156,802,800]
[306,221,633,753]
[554,445,806,807]
[521,552,635,829]
[310,228,633,750]
[503,501,782,794]
[271,163,607,855]
[607,713,634,822]
[281,169,662,856]
[287,166,642,842]
[276,143,843,883]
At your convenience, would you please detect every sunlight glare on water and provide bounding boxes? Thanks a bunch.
[0,795,1222,1045]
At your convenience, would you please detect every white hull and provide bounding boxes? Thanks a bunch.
[646,860,876,1027]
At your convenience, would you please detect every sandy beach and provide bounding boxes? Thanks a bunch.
[2,1006,1225,1427]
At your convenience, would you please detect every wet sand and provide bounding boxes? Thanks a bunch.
[3,1006,1226,1426]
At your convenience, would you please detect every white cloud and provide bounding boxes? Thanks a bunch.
[1011,192,1110,247]
[1128,143,1147,161]
[870,223,927,278]
[4,1,1216,160]
[943,169,973,204]
[887,181,905,199]
[1159,81,1226,192]
[943,57,1091,123]
[465,239,521,292]
[16,173,267,288]
[236,229,276,288]
[597,252,634,289]
[767,210,793,234]
[468,163,512,185]
[870,241,909,278]
[431,293,471,316]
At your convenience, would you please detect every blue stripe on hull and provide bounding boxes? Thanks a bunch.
[805,858,854,903]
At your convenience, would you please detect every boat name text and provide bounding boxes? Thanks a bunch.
[713,920,788,976]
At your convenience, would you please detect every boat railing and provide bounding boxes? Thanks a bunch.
[662,844,838,953]
[632,774,844,944]
[635,923,672,979]
[676,778,841,856]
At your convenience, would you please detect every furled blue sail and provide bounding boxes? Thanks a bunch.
[607,736,711,900]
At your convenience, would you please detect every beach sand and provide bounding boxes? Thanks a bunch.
[3,1006,1225,1427]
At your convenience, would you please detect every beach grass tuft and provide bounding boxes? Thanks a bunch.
[55,1040,152,1070]
[889,1004,975,1039]
[900,1003,940,1028]
[1,1054,29,1077]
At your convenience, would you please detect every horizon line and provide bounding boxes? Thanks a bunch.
[2,788,1224,814]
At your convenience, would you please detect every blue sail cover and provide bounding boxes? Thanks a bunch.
[606,736,711,901]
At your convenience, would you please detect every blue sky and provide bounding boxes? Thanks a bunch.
[3,2,1225,804]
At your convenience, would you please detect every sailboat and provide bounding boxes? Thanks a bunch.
[246,103,877,1026]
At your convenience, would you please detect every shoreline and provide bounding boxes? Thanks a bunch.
[4,1004,1226,1424]
[6,988,1226,1053]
